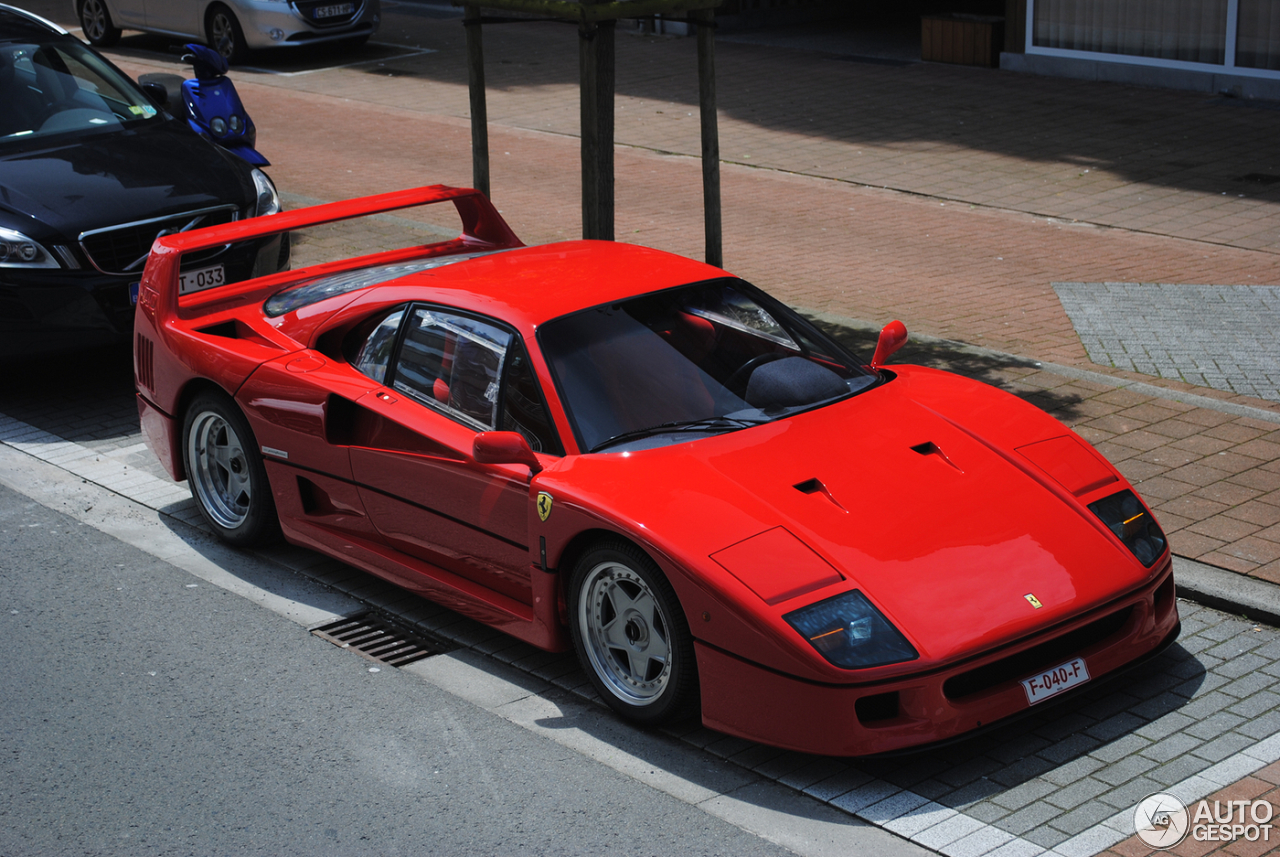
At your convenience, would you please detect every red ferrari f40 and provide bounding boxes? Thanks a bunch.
[134,186,1178,756]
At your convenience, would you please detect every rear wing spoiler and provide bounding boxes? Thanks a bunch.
[136,184,523,323]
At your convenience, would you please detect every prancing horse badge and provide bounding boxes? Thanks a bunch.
[1024,593,1043,609]
[536,492,553,522]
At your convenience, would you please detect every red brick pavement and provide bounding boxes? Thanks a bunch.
[1100,763,1280,857]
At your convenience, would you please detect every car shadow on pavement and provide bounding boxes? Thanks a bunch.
[806,313,1092,422]
[0,343,140,447]
[103,32,434,76]
[854,642,1206,791]
[151,507,399,622]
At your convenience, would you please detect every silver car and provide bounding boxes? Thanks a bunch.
[74,0,380,61]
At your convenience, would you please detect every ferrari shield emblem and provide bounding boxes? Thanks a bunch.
[1024,593,1044,609]
[536,492,553,522]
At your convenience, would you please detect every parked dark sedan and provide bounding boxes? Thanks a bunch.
[0,4,286,357]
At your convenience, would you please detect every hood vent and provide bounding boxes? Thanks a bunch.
[794,477,847,512]
[911,441,962,472]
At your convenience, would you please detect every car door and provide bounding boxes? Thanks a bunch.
[346,304,561,605]
[143,0,198,36]
[107,0,146,29]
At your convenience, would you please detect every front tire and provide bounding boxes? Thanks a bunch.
[568,541,698,726]
[182,392,278,546]
[79,0,121,47]
[207,5,249,63]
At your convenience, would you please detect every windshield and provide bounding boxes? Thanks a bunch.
[0,39,159,143]
[539,278,877,453]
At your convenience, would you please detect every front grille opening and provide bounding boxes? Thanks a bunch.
[855,691,900,724]
[943,606,1133,700]
[310,612,450,667]
[79,206,238,274]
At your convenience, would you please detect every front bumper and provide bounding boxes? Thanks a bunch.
[238,0,381,49]
[0,269,134,358]
[696,558,1179,757]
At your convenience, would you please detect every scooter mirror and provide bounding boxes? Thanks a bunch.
[140,81,168,107]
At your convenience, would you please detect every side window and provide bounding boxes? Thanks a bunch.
[350,307,406,385]
[394,306,512,430]
[502,341,563,455]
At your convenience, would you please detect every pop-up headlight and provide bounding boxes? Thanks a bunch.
[1089,489,1166,567]
[784,590,918,669]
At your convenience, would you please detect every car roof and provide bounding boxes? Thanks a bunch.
[0,5,68,40]
[351,240,730,329]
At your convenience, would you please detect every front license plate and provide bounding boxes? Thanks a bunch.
[1021,657,1090,705]
[129,281,140,305]
[178,264,226,295]
[314,3,354,18]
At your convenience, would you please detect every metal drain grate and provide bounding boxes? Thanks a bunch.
[310,613,447,667]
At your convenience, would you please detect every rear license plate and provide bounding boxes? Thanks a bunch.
[1021,657,1089,705]
[178,264,226,295]
[129,281,140,305]
[314,3,354,18]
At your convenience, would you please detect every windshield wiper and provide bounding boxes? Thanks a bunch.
[592,416,765,452]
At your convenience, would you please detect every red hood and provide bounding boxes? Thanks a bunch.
[539,368,1153,665]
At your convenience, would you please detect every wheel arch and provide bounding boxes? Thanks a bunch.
[550,527,675,628]
[561,529,702,723]
[204,1,232,30]
[181,379,280,545]
[550,528,624,624]
[76,0,122,46]
[545,510,846,685]
[204,2,247,61]
[171,377,241,480]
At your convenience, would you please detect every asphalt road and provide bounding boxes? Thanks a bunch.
[0,481,800,856]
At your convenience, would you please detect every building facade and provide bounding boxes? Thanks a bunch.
[1002,0,1280,98]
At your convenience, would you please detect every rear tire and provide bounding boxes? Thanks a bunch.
[207,5,249,64]
[182,391,278,546]
[79,0,121,47]
[568,540,699,726]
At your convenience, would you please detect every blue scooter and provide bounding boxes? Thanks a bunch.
[139,44,268,166]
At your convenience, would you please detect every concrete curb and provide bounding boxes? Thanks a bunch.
[1173,554,1280,628]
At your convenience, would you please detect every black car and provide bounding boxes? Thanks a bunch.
[0,4,286,357]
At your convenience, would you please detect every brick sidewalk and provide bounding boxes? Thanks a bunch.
[1099,764,1280,857]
